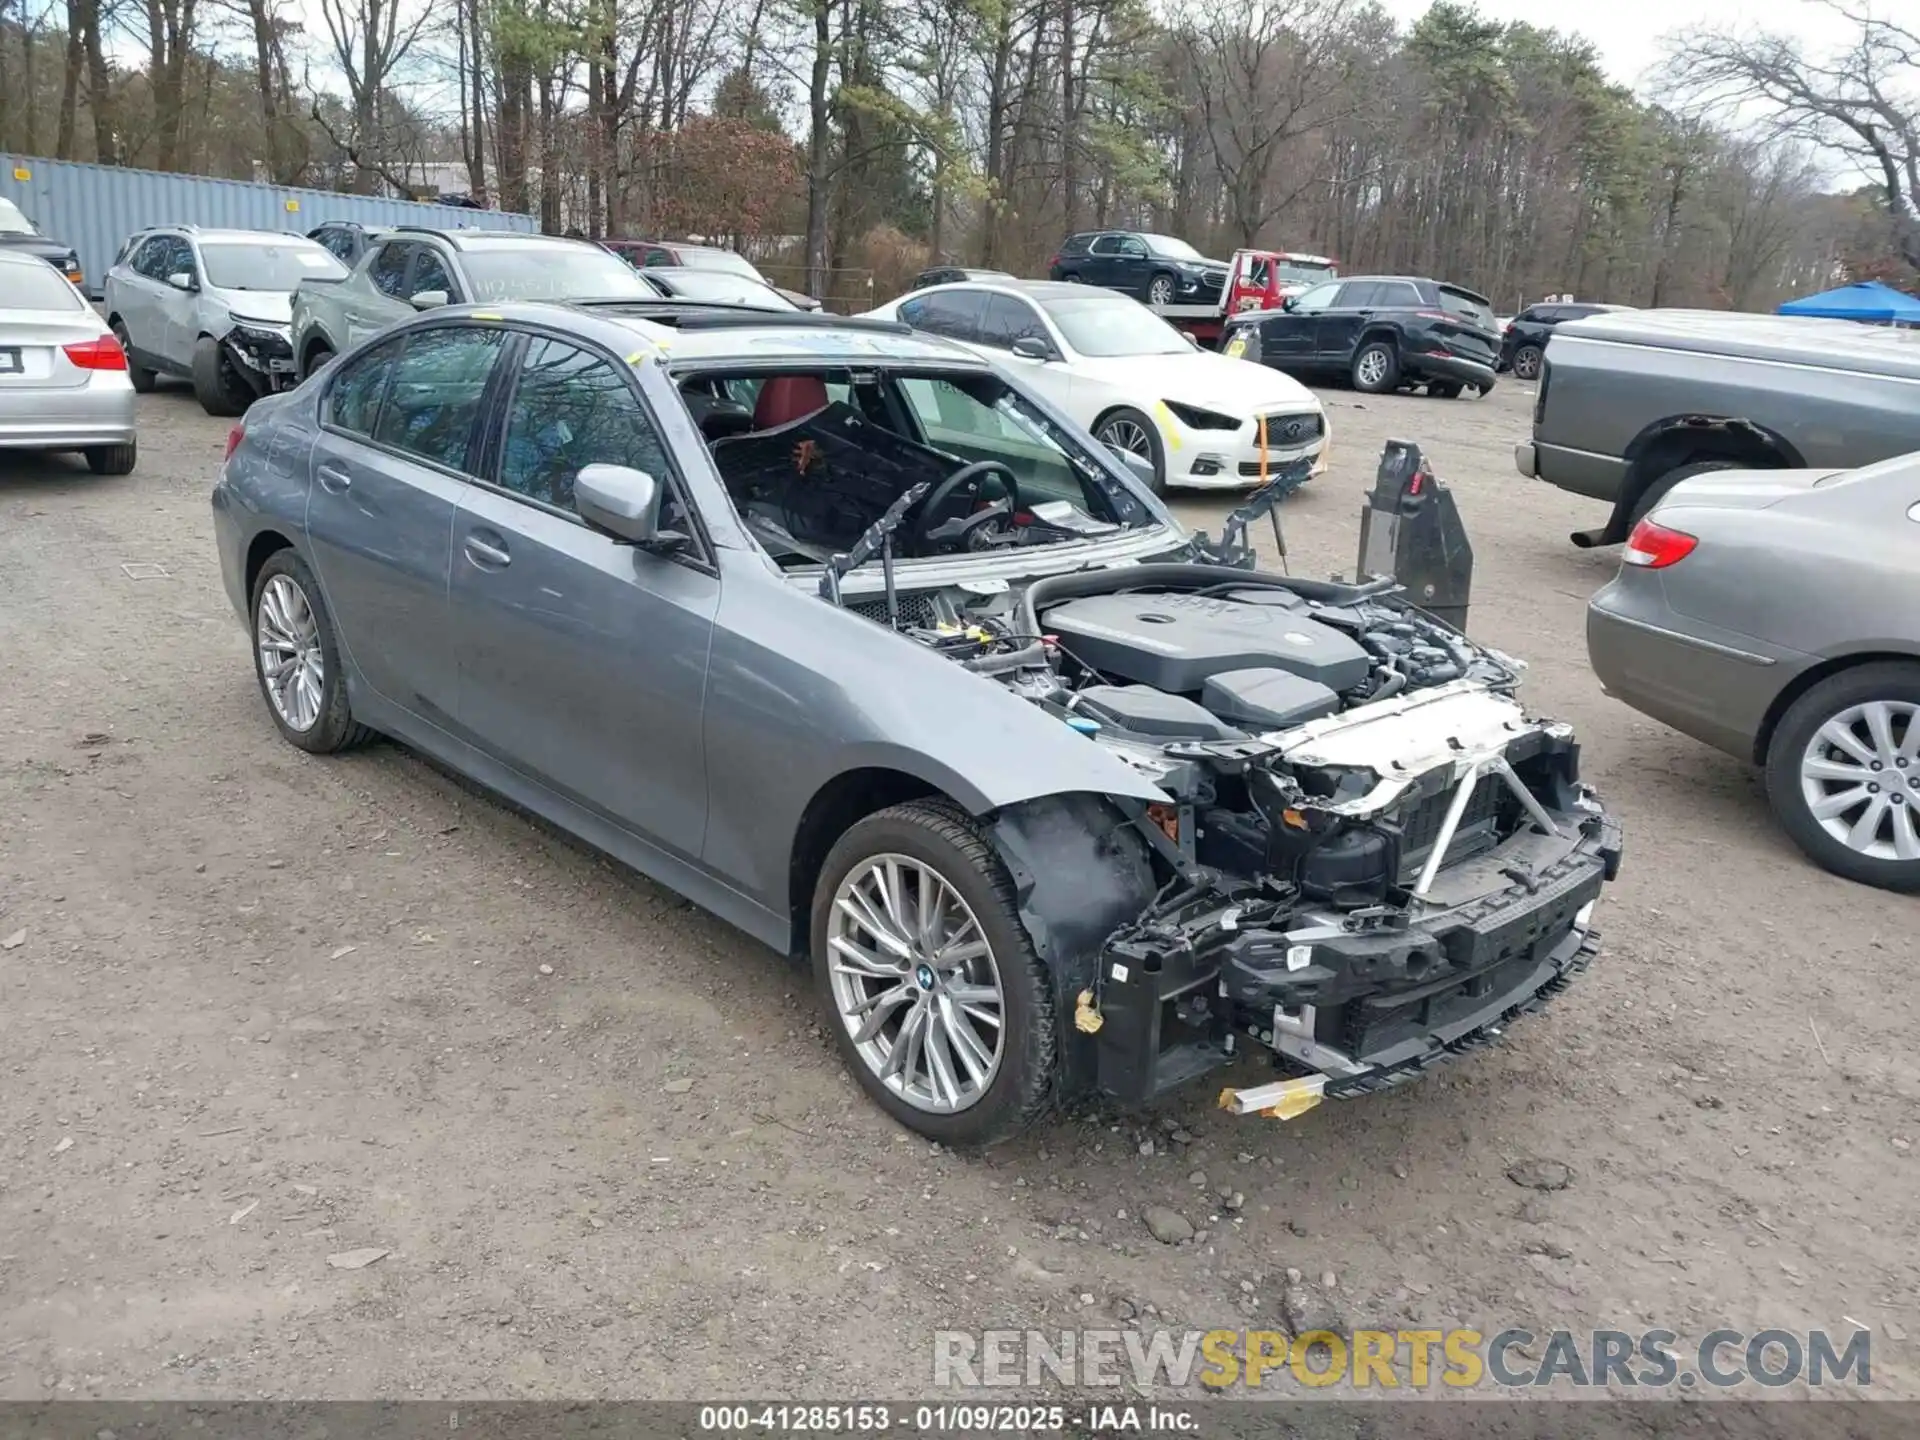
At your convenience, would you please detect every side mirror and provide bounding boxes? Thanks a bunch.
[1106,445,1159,490]
[1010,335,1053,362]
[167,271,196,291]
[1280,295,1295,312]
[574,463,688,552]
[410,289,450,310]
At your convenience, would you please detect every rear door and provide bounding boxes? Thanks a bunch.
[303,323,507,723]
[346,241,416,345]
[113,237,169,364]
[448,331,718,861]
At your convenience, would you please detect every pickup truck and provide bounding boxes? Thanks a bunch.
[1515,308,1920,547]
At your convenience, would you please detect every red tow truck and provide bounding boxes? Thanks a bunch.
[1153,249,1340,347]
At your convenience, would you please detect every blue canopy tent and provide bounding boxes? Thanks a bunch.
[1778,280,1920,325]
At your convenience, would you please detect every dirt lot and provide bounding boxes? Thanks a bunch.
[2,375,1916,1403]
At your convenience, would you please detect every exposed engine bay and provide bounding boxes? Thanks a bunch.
[859,560,1623,1113]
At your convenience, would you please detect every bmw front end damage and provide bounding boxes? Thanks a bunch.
[867,557,1623,1122]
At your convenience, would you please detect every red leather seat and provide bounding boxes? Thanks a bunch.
[754,375,829,429]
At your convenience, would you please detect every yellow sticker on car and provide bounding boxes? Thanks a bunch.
[1225,334,1248,358]
[1151,400,1183,451]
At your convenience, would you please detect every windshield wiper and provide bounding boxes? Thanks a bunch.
[818,480,932,626]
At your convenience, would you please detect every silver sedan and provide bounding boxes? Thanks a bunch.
[1588,452,1920,891]
[0,248,137,474]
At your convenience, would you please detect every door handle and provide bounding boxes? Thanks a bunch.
[317,464,352,494]
[463,529,511,570]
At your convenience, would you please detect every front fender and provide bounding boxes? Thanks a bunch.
[700,565,1172,918]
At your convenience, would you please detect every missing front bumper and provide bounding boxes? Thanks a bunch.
[1089,813,1621,1110]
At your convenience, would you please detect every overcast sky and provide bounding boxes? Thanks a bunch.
[1378,0,1867,92]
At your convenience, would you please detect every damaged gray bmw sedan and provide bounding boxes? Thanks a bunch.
[212,301,1623,1145]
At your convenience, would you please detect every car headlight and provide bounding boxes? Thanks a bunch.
[1163,400,1242,431]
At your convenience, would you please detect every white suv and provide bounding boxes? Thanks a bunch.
[103,227,348,416]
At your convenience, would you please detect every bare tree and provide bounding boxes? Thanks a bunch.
[1664,1,1920,278]
[317,0,429,192]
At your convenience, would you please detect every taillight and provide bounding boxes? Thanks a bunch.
[225,424,245,461]
[1622,518,1697,569]
[63,335,128,371]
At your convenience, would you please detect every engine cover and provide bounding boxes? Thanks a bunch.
[1041,592,1372,693]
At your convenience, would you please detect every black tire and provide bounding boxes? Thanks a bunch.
[1061,272,1085,284]
[1093,405,1167,493]
[1511,344,1544,381]
[1351,339,1400,393]
[193,335,252,417]
[248,549,374,755]
[301,340,334,381]
[1426,381,1462,399]
[1146,272,1177,306]
[85,442,137,476]
[1627,459,1737,530]
[1475,377,1496,397]
[810,801,1058,1146]
[1764,663,1920,893]
[113,320,155,393]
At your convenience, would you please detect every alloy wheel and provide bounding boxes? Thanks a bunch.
[1798,700,1920,860]
[1148,277,1174,305]
[825,854,1005,1114]
[256,574,325,733]
[1514,347,1543,380]
[1356,349,1390,387]
[1099,417,1153,459]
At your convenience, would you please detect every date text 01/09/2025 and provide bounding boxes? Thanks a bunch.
[696,1403,1200,1432]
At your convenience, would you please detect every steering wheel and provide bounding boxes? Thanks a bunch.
[912,460,1022,548]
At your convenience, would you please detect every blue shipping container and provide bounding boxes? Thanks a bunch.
[1,153,538,297]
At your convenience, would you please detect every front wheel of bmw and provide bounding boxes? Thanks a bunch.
[811,801,1057,1146]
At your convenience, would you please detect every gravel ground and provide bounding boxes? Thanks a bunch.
[1,374,1915,1402]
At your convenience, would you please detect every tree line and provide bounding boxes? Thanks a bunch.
[1,0,1914,308]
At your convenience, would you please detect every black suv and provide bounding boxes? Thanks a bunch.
[1047,231,1229,307]
[1499,301,1628,380]
[1221,274,1501,398]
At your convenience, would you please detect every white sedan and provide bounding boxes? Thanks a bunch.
[866,279,1328,492]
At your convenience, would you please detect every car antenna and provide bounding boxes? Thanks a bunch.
[819,480,933,627]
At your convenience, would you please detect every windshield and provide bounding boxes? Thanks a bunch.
[1141,234,1206,262]
[0,198,36,235]
[1042,294,1192,356]
[682,365,1155,569]
[8,261,83,309]
[1277,260,1336,286]
[675,249,766,282]
[1438,285,1498,332]
[462,242,654,301]
[649,269,794,309]
[201,242,347,290]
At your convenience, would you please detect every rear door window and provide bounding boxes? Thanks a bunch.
[905,289,986,343]
[371,326,506,474]
[1372,281,1424,308]
[369,243,414,299]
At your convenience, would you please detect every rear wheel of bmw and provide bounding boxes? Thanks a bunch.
[250,549,374,755]
[811,802,1057,1146]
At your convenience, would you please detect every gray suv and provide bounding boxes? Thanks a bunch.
[290,227,652,378]
[1515,308,1920,547]
[104,226,349,415]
